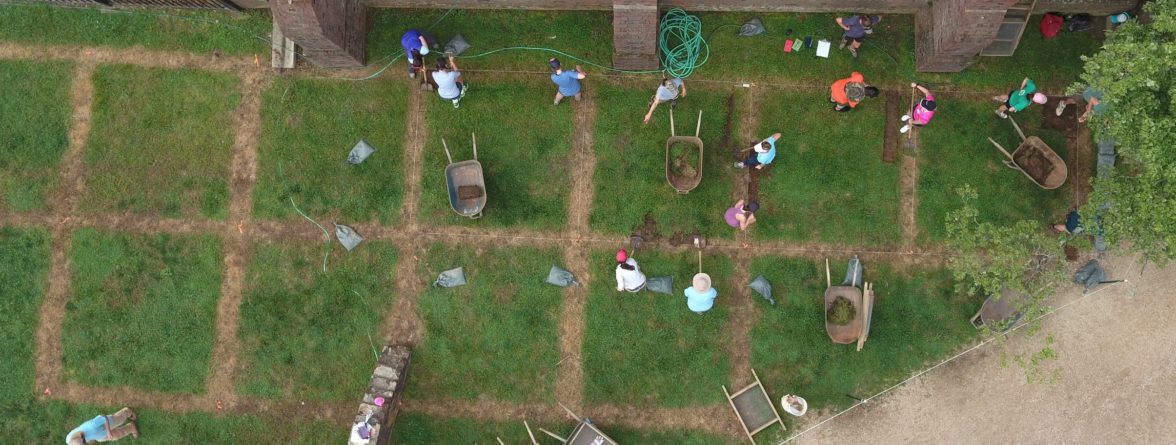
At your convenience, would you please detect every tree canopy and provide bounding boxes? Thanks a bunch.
[1078,0,1176,263]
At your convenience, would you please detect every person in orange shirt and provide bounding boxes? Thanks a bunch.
[830,71,879,112]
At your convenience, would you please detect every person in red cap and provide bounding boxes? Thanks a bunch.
[614,249,646,292]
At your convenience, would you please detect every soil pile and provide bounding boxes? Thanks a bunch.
[669,141,700,178]
[827,296,857,326]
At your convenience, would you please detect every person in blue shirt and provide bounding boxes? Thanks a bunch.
[735,132,781,170]
[548,58,586,105]
[400,29,436,78]
[65,407,138,444]
[685,273,717,314]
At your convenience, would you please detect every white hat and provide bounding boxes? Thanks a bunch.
[692,273,712,292]
[419,46,430,55]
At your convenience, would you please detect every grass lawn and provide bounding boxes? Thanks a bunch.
[405,244,564,403]
[916,97,1072,241]
[747,88,901,245]
[418,79,573,229]
[0,60,71,213]
[235,241,399,401]
[82,65,240,219]
[4,400,342,445]
[589,81,740,238]
[749,257,980,417]
[0,228,51,406]
[583,249,732,407]
[367,9,613,73]
[62,228,222,394]
[0,4,271,56]
[253,77,408,225]
[389,413,575,444]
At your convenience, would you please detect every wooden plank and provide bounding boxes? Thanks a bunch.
[724,385,757,445]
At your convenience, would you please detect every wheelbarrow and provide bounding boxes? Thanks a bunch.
[442,133,486,219]
[987,117,1067,190]
[970,288,1029,331]
[824,257,875,351]
[666,109,704,194]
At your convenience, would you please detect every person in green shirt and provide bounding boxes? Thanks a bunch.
[994,77,1047,118]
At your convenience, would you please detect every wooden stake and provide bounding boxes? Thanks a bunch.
[524,421,538,445]
[825,258,831,288]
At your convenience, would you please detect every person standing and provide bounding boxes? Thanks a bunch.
[549,58,586,105]
[900,83,937,134]
[400,29,435,78]
[724,199,759,231]
[994,77,1046,118]
[432,54,467,109]
[684,273,717,314]
[643,78,687,124]
[614,249,647,292]
[66,407,139,444]
[735,133,781,170]
[836,14,881,58]
[831,72,879,112]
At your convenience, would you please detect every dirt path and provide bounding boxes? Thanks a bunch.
[0,43,255,73]
[381,89,427,346]
[206,70,268,410]
[555,89,598,409]
[899,129,921,250]
[791,254,1176,444]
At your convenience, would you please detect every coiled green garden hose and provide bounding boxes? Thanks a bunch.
[658,8,710,79]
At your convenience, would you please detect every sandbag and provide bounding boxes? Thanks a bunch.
[738,17,765,36]
[1073,260,1105,291]
[347,139,376,165]
[546,265,578,287]
[1066,14,1094,32]
[434,267,467,288]
[841,256,863,287]
[748,275,775,305]
[334,223,364,251]
[445,34,471,56]
[647,276,673,295]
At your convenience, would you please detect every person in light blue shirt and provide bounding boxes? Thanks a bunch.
[685,273,717,314]
[65,407,138,444]
[735,132,781,170]
[549,58,586,105]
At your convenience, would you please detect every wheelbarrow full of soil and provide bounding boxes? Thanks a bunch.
[442,134,486,219]
[824,257,875,350]
[666,109,704,194]
[987,117,1067,189]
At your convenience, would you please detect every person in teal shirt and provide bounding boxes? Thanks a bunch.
[65,407,138,444]
[994,77,1047,118]
[685,273,717,314]
[735,133,781,170]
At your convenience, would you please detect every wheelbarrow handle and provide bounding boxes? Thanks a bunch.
[442,138,453,164]
[669,108,676,137]
[988,137,1016,162]
[471,132,478,160]
[695,109,703,137]
[1007,115,1027,142]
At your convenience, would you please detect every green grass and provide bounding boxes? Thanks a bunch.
[419,79,573,229]
[3,400,342,445]
[83,65,240,219]
[389,413,575,444]
[583,249,732,407]
[405,244,564,403]
[367,9,613,72]
[748,88,901,245]
[0,4,271,56]
[0,60,71,212]
[749,257,980,416]
[62,228,222,394]
[590,82,740,237]
[253,77,409,224]
[0,228,51,406]
[235,241,399,401]
[916,97,1072,241]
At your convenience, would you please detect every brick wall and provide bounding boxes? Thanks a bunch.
[613,0,660,69]
[272,0,367,68]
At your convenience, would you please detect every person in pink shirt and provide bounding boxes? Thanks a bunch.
[900,83,937,134]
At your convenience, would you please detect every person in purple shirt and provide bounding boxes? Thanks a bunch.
[725,199,759,231]
[65,407,138,444]
[400,29,436,78]
[836,14,881,58]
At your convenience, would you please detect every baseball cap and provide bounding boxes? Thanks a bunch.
[549,58,561,70]
[616,249,628,263]
[1032,93,1048,104]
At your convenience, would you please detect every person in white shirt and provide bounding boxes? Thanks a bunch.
[614,249,646,292]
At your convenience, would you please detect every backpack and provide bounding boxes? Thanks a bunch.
[1066,14,1094,32]
[1039,13,1064,38]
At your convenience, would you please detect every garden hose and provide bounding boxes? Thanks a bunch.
[658,8,710,79]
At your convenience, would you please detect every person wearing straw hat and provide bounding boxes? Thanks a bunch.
[684,273,717,314]
[614,249,647,292]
